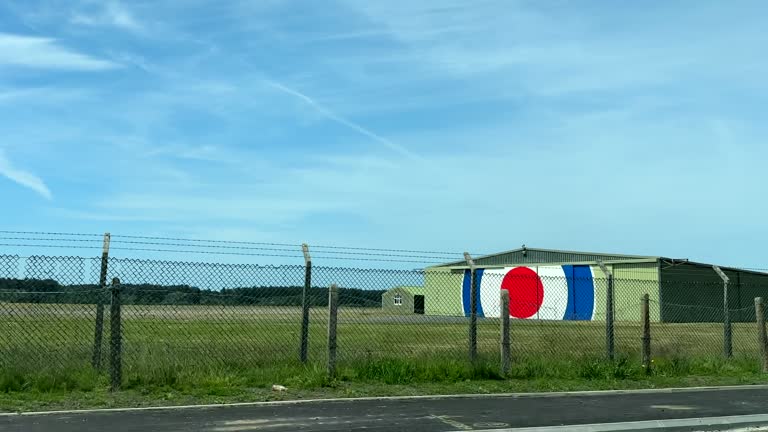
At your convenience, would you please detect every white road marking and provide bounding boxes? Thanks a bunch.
[2,384,768,417]
[463,413,768,432]
[211,424,294,432]
[431,415,474,430]
[649,404,696,410]
[707,426,768,432]
[718,427,768,431]
[474,423,510,428]
[221,420,271,425]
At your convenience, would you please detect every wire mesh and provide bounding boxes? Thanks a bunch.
[2,254,768,383]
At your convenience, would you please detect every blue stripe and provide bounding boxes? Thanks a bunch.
[562,265,595,320]
[462,269,485,317]
[571,265,595,320]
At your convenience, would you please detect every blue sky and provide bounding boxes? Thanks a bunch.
[1,0,767,268]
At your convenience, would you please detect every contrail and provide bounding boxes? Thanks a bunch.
[0,149,52,200]
[265,80,417,159]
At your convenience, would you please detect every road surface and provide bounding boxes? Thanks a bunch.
[3,386,768,431]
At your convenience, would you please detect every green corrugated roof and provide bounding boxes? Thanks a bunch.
[430,246,662,268]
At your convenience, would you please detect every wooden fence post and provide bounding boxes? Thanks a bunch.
[641,294,651,372]
[92,232,110,369]
[500,289,511,376]
[109,277,122,391]
[300,244,311,363]
[755,297,768,373]
[327,284,338,378]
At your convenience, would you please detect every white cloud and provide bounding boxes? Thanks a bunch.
[265,80,417,159]
[71,1,143,32]
[0,33,117,70]
[0,149,52,200]
[335,1,768,97]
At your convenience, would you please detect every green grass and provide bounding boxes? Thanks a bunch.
[1,303,767,412]
[2,355,767,413]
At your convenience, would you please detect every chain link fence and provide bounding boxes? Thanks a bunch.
[2,254,768,388]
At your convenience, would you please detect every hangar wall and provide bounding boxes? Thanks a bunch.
[423,261,662,322]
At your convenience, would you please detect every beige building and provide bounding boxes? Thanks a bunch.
[381,285,425,314]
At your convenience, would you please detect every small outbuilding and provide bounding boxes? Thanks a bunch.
[381,285,425,314]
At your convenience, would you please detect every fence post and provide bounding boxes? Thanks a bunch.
[755,297,768,373]
[641,294,651,372]
[713,266,732,358]
[464,252,477,363]
[500,289,511,376]
[300,244,311,363]
[109,277,122,391]
[597,261,614,361]
[327,284,338,378]
[92,232,110,370]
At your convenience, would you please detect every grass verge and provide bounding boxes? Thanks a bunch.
[2,355,767,413]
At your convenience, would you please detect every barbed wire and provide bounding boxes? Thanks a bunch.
[0,230,102,237]
[109,239,459,260]
[0,237,102,243]
[112,248,442,264]
[310,244,476,256]
[0,243,100,250]
[111,233,299,248]
[3,231,768,270]
[1,231,476,257]
[0,244,446,264]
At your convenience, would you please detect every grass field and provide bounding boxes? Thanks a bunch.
[2,302,767,412]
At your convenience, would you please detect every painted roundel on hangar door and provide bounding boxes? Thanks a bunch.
[462,265,596,321]
[501,267,543,319]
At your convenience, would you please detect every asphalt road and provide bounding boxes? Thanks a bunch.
[3,386,768,432]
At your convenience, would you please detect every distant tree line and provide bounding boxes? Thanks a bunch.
[0,278,383,307]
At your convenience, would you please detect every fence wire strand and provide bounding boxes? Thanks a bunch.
[2,254,768,380]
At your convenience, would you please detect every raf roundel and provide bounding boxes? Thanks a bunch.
[462,265,596,321]
[501,267,543,319]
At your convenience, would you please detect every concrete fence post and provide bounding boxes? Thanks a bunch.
[641,294,651,372]
[713,266,732,358]
[327,284,338,378]
[755,297,768,373]
[597,261,614,361]
[92,232,110,370]
[300,244,311,363]
[464,252,477,363]
[109,277,122,391]
[500,289,511,376]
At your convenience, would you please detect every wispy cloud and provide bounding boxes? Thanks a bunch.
[265,80,417,159]
[145,144,235,164]
[71,1,143,33]
[0,33,117,70]
[0,149,52,200]
[0,87,94,105]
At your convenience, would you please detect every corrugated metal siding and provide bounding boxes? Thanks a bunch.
[739,272,768,322]
[612,262,661,322]
[661,263,768,322]
[613,262,660,281]
[470,250,644,267]
[423,268,463,316]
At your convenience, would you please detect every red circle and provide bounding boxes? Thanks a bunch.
[501,267,544,318]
